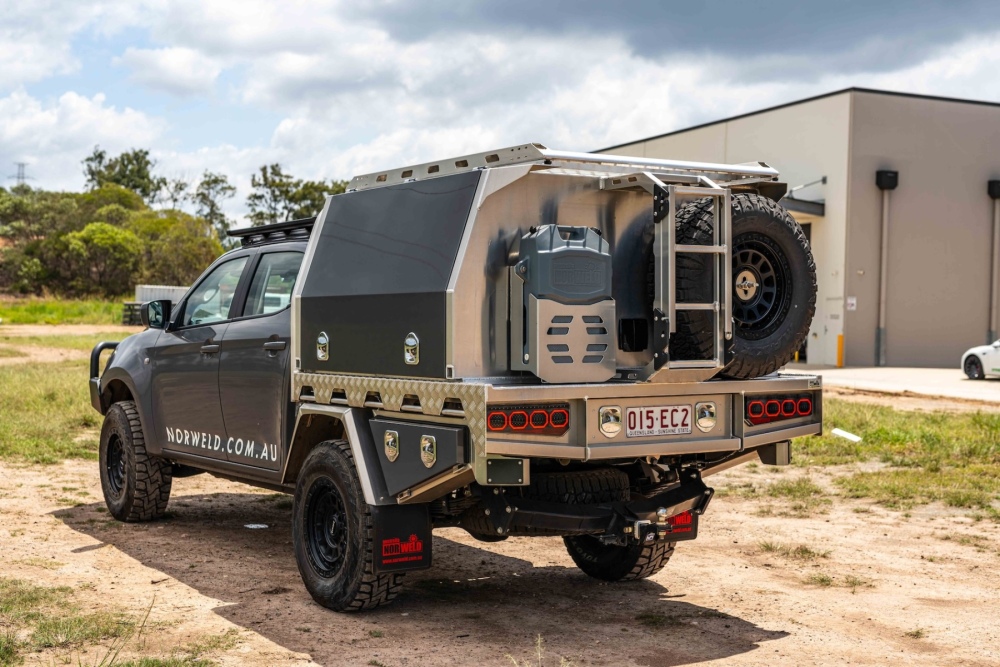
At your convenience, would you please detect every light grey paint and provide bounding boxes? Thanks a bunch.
[845,91,1000,367]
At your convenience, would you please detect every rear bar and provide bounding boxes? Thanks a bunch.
[467,469,713,539]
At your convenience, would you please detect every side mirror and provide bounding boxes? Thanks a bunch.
[140,300,172,329]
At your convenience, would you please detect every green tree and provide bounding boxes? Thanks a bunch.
[82,146,167,205]
[161,177,190,210]
[60,222,143,297]
[289,178,347,219]
[246,164,346,226]
[193,171,236,239]
[247,164,296,226]
[128,210,223,285]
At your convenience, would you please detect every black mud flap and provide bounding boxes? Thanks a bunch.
[371,503,432,574]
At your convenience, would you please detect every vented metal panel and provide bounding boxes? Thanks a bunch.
[528,295,616,383]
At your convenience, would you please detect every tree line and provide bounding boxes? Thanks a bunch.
[0,147,347,298]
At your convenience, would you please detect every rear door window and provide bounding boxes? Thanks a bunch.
[242,252,304,317]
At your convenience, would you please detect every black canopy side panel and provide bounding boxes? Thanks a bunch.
[299,171,481,378]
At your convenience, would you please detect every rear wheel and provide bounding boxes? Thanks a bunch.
[965,356,985,380]
[564,536,675,582]
[99,401,172,522]
[292,440,403,611]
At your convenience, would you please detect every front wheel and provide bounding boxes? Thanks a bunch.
[99,401,172,522]
[965,356,985,380]
[292,440,403,611]
[563,536,674,582]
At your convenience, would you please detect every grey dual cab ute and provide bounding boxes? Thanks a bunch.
[90,144,823,612]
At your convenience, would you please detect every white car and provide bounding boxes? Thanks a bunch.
[962,340,1000,379]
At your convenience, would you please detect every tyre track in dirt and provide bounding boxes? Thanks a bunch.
[2,460,997,666]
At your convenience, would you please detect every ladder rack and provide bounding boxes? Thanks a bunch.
[602,173,732,383]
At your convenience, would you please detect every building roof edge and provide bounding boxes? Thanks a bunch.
[595,87,1000,153]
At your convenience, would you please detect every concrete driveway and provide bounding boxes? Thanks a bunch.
[785,364,1000,404]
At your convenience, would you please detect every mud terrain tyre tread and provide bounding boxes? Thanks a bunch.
[99,401,172,522]
[292,440,403,612]
[525,468,631,504]
[663,193,816,379]
[564,535,675,582]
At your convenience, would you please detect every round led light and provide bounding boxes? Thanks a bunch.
[695,402,717,432]
[598,406,622,438]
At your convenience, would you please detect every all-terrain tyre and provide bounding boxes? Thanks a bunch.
[99,401,172,522]
[292,440,403,611]
[964,356,985,380]
[542,469,674,582]
[564,536,675,582]
[661,193,816,379]
[460,468,631,538]
[526,468,630,504]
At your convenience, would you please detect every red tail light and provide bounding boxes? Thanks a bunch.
[486,403,570,435]
[746,393,815,425]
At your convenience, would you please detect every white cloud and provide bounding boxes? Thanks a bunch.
[118,47,224,96]
[0,89,166,191]
[5,1,1000,228]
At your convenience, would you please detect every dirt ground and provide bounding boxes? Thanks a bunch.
[1,327,998,665]
[2,458,998,667]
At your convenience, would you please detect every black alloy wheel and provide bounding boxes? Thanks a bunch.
[105,434,126,500]
[99,400,172,522]
[732,233,793,341]
[305,478,349,578]
[965,356,985,380]
[292,440,403,611]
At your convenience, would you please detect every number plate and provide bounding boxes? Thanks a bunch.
[625,405,693,438]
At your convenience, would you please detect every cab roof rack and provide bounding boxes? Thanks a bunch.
[227,217,316,248]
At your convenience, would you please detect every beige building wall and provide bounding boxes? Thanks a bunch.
[845,92,1000,367]
[602,94,852,366]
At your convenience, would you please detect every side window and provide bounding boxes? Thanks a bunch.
[182,256,249,327]
[242,252,303,317]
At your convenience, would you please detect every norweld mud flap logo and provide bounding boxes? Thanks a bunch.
[381,535,424,566]
[164,427,278,462]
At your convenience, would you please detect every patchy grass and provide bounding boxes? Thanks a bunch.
[805,573,834,587]
[0,298,124,325]
[0,359,101,463]
[904,628,926,639]
[0,346,25,358]
[0,331,129,351]
[181,629,240,658]
[837,467,1000,510]
[0,578,74,622]
[32,612,133,648]
[0,629,19,666]
[759,541,830,560]
[795,399,1000,510]
[843,575,874,593]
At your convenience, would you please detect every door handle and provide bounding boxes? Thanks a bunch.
[263,341,287,351]
[200,344,221,354]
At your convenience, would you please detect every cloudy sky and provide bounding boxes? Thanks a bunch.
[3,0,1000,218]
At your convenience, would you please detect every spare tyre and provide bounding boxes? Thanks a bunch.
[656,193,816,379]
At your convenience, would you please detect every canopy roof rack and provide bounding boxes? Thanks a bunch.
[348,143,781,192]
[227,217,316,247]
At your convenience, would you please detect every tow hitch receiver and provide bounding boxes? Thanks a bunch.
[466,470,714,543]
